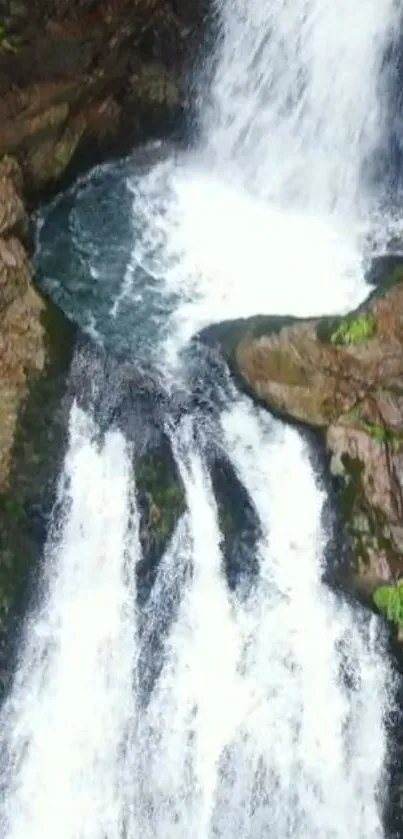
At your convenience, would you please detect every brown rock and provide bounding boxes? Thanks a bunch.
[128,62,181,107]
[0,156,76,673]
[0,0,201,192]
[0,236,31,311]
[217,273,403,605]
[0,159,27,237]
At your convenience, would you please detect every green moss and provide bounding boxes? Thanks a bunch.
[360,419,388,444]
[0,154,16,166]
[0,22,18,53]
[355,412,403,451]
[329,313,375,346]
[137,452,184,546]
[343,402,403,450]
[373,580,403,627]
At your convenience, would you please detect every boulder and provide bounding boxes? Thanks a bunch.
[204,267,403,618]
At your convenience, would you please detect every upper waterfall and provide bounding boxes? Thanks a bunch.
[204,0,398,215]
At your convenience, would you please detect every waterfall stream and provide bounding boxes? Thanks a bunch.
[2,0,401,836]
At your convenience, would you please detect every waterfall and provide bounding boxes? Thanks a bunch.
[204,0,398,214]
[125,404,389,839]
[0,395,391,838]
[3,0,400,836]
[125,0,400,356]
[0,406,139,839]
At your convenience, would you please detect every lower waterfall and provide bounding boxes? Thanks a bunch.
[0,396,390,839]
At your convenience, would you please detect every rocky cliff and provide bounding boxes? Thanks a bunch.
[0,0,205,194]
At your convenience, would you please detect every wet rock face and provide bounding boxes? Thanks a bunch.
[0,0,206,194]
[0,0,207,692]
[206,267,403,615]
[0,157,76,690]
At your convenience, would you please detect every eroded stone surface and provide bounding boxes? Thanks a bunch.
[0,0,204,192]
[212,273,403,605]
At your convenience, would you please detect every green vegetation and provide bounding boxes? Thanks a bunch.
[330,313,375,346]
[373,580,403,627]
[355,414,403,451]
[360,418,387,443]
[343,404,403,450]
[0,23,18,53]
[137,453,185,546]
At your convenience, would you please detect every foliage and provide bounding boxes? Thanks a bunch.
[0,23,17,53]
[357,416,403,451]
[330,313,375,346]
[360,419,388,444]
[373,581,403,626]
[137,454,184,546]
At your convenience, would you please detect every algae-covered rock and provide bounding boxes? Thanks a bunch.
[136,442,185,602]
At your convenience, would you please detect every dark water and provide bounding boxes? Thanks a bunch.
[35,145,185,364]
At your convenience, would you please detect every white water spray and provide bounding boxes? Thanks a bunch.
[0,405,139,839]
[125,0,399,355]
[204,0,397,213]
[219,401,389,838]
[117,406,389,839]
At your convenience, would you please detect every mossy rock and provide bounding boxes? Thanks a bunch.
[358,417,403,451]
[316,312,376,346]
[373,581,403,627]
[136,439,185,603]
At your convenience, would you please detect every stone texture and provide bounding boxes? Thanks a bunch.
[0,0,204,192]
[208,271,403,608]
[0,157,76,687]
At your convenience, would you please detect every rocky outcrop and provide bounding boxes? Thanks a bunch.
[0,155,76,686]
[0,0,206,194]
[205,265,403,624]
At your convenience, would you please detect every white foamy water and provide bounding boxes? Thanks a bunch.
[0,405,139,839]
[117,407,389,839]
[203,0,397,212]
[218,401,389,838]
[123,0,399,358]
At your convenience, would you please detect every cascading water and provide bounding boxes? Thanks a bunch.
[0,406,139,839]
[2,0,401,836]
[203,0,397,212]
